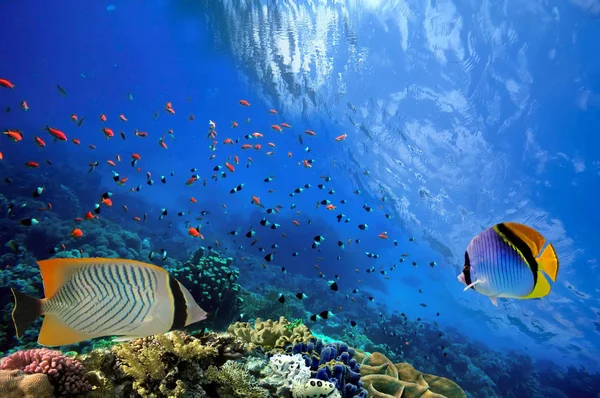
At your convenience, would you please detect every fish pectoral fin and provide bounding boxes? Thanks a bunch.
[538,243,559,282]
[522,272,552,299]
[463,278,484,292]
[489,296,498,306]
[112,336,143,343]
[38,313,94,347]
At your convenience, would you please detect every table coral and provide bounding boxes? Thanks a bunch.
[0,348,91,396]
[359,351,467,398]
[227,316,314,351]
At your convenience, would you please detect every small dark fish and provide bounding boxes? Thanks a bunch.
[20,218,39,226]
[277,294,285,303]
[56,84,68,96]
[296,292,307,300]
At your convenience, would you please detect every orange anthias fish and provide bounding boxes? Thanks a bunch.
[119,114,128,122]
[239,99,251,107]
[280,123,292,128]
[70,228,83,238]
[21,101,29,111]
[269,109,278,114]
[102,128,115,139]
[225,162,235,173]
[3,130,23,142]
[34,136,46,147]
[188,226,204,239]
[100,114,107,122]
[335,132,348,142]
[44,126,67,141]
[378,232,389,239]
[0,78,15,89]
[271,125,282,132]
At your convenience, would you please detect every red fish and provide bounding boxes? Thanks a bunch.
[44,126,67,141]
[34,136,46,147]
[0,78,15,89]
[25,161,39,168]
[239,99,251,106]
[70,228,83,238]
[102,127,114,139]
[271,125,282,132]
[335,133,348,142]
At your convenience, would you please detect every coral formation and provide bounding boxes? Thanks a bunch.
[0,348,91,396]
[0,369,54,398]
[204,360,270,398]
[262,353,311,396]
[168,247,242,329]
[359,351,466,398]
[287,339,367,398]
[110,330,217,397]
[227,316,314,351]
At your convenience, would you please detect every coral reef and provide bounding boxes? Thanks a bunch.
[0,369,54,398]
[227,316,314,351]
[0,348,92,396]
[262,353,311,396]
[287,339,367,398]
[168,247,242,330]
[358,351,466,398]
[204,360,270,397]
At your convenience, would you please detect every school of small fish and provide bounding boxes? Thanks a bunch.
[1,77,560,346]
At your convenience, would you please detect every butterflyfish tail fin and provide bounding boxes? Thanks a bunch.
[523,273,552,299]
[38,313,95,347]
[503,222,546,256]
[11,289,43,339]
[538,243,559,282]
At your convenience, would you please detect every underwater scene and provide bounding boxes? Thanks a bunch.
[1,1,599,397]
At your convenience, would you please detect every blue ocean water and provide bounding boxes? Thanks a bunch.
[1,0,600,396]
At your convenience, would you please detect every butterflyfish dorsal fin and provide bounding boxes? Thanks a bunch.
[538,243,559,282]
[522,272,552,299]
[37,258,85,298]
[38,313,95,346]
[503,222,546,257]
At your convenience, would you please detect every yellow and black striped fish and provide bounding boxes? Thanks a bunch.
[457,222,559,306]
[11,258,207,346]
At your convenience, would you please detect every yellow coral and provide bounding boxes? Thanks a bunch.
[205,361,269,398]
[227,316,313,350]
[112,330,218,398]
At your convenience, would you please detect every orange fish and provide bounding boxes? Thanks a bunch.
[303,160,312,168]
[3,130,23,142]
[241,144,252,150]
[135,130,148,137]
[100,114,107,122]
[71,138,80,145]
[101,197,113,207]
[131,153,141,161]
[34,136,46,147]
[165,102,175,114]
[266,151,274,156]
[378,232,388,239]
[252,132,263,138]
[251,195,261,206]
[119,114,128,122]
[280,123,291,128]
[0,78,15,89]
[70,114,78,122]
[335,132,348,142]
[234,155,239,164]
[231,121,238,128]
[188,226,204,239]
[70,228,83,238]
[305,130,317,136]
[44,126,67,141]
[239,99,251,107]
[0,152,3,160]
[107,160,116,166]
[85,211,95,220]
[253,144,261,150]
[267,142,276,147]
[190,197,197,204]
[225,162,235,173]
[292,220,300,226]
[133,216,141,222]
[271,125,282,132]
[21,101,29,111]
[326,204,336,211]
[25,161,39,168]
[186,175,198,186]
[269,109,278,114]
[102,127,114,139]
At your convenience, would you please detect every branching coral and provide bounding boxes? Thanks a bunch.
[204,360,270,398]
[227,316,314,351]
[112,330,217,397]
[0,348,91,396]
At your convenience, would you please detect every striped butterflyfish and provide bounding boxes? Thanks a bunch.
[457,222,559,306]
[10,258,207,346]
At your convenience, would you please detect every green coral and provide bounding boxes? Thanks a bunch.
[227,316,314,351]
[205,360,269,398]
[112,330,218,397]
[286,318,304,331]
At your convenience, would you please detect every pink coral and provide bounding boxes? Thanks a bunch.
[0,348,91,396]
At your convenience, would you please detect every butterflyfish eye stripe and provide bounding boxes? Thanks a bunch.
[169,274,187,330]
[495,223,538,286]
[462,251,472,287]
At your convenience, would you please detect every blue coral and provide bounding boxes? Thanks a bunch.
[287,339,367,398]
